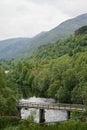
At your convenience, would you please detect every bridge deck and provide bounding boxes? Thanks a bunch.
[17,102,85,112]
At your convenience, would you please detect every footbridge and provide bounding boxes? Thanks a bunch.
[18,102,85,112]
[17,102,85,123]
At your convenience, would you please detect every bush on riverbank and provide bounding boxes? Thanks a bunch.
[0,116,20,129]
[3,120,87,130]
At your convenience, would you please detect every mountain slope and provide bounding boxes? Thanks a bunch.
[0,13,87,59]
[0,38,31,59]
[20,13,87,57]
[7,32,87,104]
[41,13,87,42]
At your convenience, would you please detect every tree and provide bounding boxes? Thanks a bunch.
[75,26,87,35]
[47,80,60,98]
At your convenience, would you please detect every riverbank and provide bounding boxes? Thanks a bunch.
[1,118,87,130]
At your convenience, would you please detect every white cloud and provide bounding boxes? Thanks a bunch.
[0,0,87,40]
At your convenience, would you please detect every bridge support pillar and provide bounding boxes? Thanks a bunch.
[39,109,45,123]
[17,107,21,118]
[67,111,71,119]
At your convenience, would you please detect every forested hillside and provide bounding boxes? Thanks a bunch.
[10,33,87,104]
[0,13,87,59]
[0,26,87,117]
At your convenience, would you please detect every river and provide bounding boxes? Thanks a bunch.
[20,97,68,123]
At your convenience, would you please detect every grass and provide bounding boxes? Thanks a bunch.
[3,120,87,130]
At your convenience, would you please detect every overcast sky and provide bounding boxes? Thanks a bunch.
[0,0,87,40]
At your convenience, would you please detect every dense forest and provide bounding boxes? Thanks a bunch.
[0,26,87,115]
[0,26,87,129]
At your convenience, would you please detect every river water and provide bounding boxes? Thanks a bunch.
[20,97,67,123]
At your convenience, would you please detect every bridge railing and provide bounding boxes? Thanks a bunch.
[17,102,85,111]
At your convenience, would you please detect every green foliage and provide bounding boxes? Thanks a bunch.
[71,110,87,122]
[2,33,87,105]
[71,110,82,121]
[27,110,36,122]
[0,116,20,129]
[33,34,87,60]
[4,120,87,130]
[0,28,87,121]
[0,68,18,116]
[75,26,87,35]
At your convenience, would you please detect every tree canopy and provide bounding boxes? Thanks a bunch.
[0,27,87,116]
